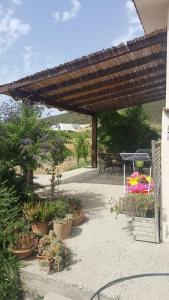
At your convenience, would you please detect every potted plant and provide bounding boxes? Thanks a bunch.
[58,195,85,226]
[53,214,73,240]
[51,199,73,240]
[39,258,52,272]
[9,232,38,259]
[111,193,156,242]
[37,232,70,272]
[68,196,85,226]
[23,201,53,235]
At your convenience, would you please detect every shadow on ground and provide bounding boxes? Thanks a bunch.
[62,168,124,185]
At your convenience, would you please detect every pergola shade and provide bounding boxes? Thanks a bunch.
[0,28,167,116]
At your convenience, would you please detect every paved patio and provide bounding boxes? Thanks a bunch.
[23,168,169,300]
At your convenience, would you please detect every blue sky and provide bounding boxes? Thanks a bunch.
[0,0,143,117]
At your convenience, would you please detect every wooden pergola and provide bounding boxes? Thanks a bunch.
[0,28,167,168]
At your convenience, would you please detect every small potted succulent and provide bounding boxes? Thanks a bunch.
[10,231,38,259]
[23,201,53,235]
[37,232,70,272]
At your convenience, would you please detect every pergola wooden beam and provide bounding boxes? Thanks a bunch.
[41,65,165,100]
[75,80,166,106]
[10,88,94,116]
[93,92,165,112]
[56,72,166,102]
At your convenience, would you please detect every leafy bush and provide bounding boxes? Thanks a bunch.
[74,134,89,163]
[0,184,21,229]
[0,249,23,300]
[111,194,155,218]
[98,106,159,153]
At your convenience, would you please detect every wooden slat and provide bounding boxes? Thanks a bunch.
[133,231,155,237]
[134,235,156,243]
[56,73,166,102]
[85,93,165,113]
[78,83,166,107]
[133,226,155,233]
[40,65,165,99]
[134,217,155,223]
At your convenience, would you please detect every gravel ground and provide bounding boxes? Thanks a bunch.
[23,168,169,300]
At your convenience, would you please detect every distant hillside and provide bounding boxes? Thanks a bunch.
[43,100,164,126]
[143,100,164,124]
[43,112,91,125]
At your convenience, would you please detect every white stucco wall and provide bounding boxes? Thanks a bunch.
[161,6,169,242]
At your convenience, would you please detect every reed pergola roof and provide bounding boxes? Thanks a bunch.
[0,28,167,116]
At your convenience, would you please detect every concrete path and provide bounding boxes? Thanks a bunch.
[23,168,169,300]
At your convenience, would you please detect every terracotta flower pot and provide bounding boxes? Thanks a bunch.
[53,220,72,240]
[11,248,34,259]
[37,255,53,272]
[72,211,85,226]
[32,222,49,235]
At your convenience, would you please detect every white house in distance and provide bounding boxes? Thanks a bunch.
[133,0,169,242]
[51,123,90,132]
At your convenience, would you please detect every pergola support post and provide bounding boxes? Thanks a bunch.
[92,115,97,168]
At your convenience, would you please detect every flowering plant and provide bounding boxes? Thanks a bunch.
[127,172,154,193]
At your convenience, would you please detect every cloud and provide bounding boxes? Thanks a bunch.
[0,4,30,53]
[22,45,35,74]
[53,0,81,23]
[11,0,22,5]
[114,0,143,45]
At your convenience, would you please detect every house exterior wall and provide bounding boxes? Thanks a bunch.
[133,0,168,34]
[161,6,169,242]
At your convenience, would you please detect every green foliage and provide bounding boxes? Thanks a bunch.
[23,201,54,223]
[44,131,70,200]
[0,184,21,226]
[74,134,90,163]
[0,249,23,300]
[51,198,72,219]
[98,106,159,153]
[143,100,164,124]
[0,102,49,199]
[0,183,24,300]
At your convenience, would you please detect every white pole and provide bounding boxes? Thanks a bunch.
[124,162,126,195]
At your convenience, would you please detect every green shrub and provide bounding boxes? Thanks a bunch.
[0,184,21,229]
[0,249,23,300]
[74,134,89,163]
